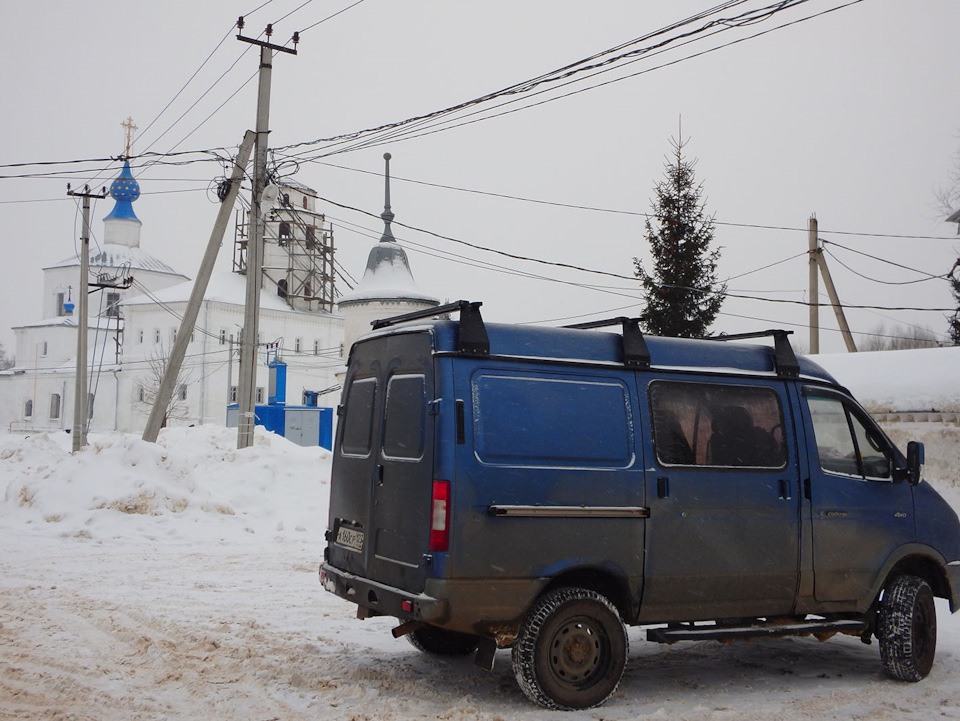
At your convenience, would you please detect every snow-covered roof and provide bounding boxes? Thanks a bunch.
[46,243,186,277]
[12,316,117,331]
[122,271,307,314]
[337,240,439,306]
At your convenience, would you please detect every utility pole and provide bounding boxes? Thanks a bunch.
[815,251,858,353]
[808,215,819,354]
[142,131,255,443]
[66,184,108,452]
[807,215,858,354]
[235,18,298,449]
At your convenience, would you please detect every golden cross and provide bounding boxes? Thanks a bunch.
[121,116,137,158]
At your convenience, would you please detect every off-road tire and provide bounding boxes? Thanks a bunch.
[406,626,480,656]
[878,575,937,682]
[512,587,628,710]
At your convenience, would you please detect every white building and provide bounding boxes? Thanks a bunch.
[0,160,344,435]
[0,151,441,439]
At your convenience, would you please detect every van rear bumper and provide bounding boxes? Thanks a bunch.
[320,563,448,623]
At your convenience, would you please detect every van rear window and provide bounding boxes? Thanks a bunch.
[473,373,633,467]
[341,377,377,456]
[382,374,426,460]
[650,381,786,468]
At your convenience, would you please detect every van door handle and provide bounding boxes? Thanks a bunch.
[377,464,385,485]
[779,479,792,500]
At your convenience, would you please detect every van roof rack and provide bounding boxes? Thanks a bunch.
[371,300,490,356]
[564,317,651,369]
[707,329,799,378]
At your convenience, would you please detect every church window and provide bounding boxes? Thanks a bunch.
[303,196,308,209]
[295,338,301,353]
[305,225,316,248]
[138,329,144,344]
[41,342,47,357]
[277,279,288,298]
[219,329,226,345]
[154,329,161,344]
[178,384,187,401]
[106,292,121,318]
[56,292,65,317]
[49,393,61,420]
[279,222,292,243]
[138,386,145,403]
[256,387,264,404]
[23,399,33,419]
[313,340,319,356]
[230,385,238,403]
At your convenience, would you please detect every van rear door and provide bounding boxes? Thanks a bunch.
[328,330,436,593]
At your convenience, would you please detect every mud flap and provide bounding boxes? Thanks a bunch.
[474,636,498,670]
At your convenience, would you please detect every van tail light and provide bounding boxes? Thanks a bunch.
[430,480,451,552]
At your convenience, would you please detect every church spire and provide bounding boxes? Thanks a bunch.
[380,152,395,243]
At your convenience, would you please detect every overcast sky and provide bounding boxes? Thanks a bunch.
[3,0,959,356]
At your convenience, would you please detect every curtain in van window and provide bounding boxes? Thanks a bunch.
[650,381,786,468]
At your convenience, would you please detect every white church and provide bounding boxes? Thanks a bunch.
[0,149,438,442]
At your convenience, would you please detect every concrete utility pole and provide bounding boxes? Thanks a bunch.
[142,131,255,443]
[808,215,819,354]
[66,184,108,452]
[235,19,297,449]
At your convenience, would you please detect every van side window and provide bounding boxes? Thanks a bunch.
[473,374,633,468]
[382,374,426,460]
[807,395,892,480]
[650,381,786,468]
[341,377,377,456]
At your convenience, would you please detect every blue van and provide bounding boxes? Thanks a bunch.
[320,301,960,710]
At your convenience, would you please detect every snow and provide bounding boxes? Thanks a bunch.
[122,272,295,313]
[2,354,960,719]
[814,346,960,413]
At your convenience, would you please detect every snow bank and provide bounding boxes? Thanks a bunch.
[814,346,960,413]
[0,425,331,545]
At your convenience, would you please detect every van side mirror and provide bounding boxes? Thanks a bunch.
[906,441,925,486]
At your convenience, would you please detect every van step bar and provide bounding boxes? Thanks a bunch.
[647,618,868,644]
[371,300,490,356]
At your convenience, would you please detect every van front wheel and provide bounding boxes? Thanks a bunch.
[512,587,628,710]
[878,574,937,682]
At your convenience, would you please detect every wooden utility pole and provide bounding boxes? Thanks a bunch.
[235,19,297,449]
[142,131,255,443]
[815,252,858,353]
[66,184,108,452]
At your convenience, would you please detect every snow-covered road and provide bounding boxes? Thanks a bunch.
[2,424,959,720]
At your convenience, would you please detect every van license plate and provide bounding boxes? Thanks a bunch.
[336,525,364,551]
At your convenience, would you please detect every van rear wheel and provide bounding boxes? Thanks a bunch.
[512,587,628,710]
[406,626,480,656]
[878,575,937,682]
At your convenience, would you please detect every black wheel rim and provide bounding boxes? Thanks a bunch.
[547,616,609,688]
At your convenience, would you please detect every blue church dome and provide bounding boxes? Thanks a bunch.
[103,161,141,222]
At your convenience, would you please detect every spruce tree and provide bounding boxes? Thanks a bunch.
[634,136,725,338]
[949,258,960,346]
